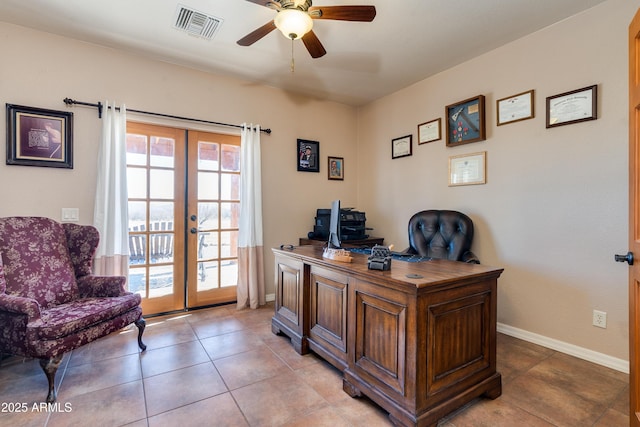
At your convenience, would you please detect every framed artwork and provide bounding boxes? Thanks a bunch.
[448,151,486,186]
[445,95,486,147]
[417,118,441,144]
[6,104,73,168]
[497,90,535,126]
[328,156,344,180]
[391,134,412,159]
[546,85,597,128]
[297,139,319,172]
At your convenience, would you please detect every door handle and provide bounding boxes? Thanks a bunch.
[190,227,197,234]
[615,252,634,265]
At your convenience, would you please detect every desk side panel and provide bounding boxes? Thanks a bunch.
[351,279,412,400]
[308,265,349,369]
[272,255,308,354]
[418,278,500,409]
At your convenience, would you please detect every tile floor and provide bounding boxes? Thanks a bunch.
[0,302,630,427]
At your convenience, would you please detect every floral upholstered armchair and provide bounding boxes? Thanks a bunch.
[0,216,146,403]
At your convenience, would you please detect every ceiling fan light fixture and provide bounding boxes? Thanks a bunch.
[274,9,313,40]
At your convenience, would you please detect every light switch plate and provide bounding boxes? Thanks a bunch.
[61,208,79,223]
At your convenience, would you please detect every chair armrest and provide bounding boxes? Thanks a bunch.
[461,251,480,264]
[0,293,41,321]
[77,275,127,298]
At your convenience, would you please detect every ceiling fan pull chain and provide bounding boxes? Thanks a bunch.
[290,38,295,73]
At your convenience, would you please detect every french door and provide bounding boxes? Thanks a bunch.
[630,8,640,425]
[125,122,240,315]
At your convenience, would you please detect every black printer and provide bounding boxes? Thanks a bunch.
[311,207,368,241]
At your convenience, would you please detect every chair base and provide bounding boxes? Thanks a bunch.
[135,318,147,351]
[39,355,63,404]
[37,318,147,403]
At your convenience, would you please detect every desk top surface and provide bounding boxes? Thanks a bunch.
[273,245,503,292]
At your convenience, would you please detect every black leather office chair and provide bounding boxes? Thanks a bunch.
[406,210,479,263]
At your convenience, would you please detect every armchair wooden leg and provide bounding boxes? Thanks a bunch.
[135,318,147,351]
[39,354,63,403]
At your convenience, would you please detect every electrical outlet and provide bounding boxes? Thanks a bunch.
[593,310,607,328]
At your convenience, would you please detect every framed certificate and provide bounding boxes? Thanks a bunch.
[497,90,534,126]
[445,95,486,147]
[392,135,412,159]
[546,85,597,128]
[417,118,441,144]
[449,151,486,186]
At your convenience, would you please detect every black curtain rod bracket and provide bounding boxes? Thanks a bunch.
[64,98,103,118]
[63,98,271,134]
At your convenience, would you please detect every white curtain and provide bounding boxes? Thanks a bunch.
[93,102,129,276]
[237,123,265,309]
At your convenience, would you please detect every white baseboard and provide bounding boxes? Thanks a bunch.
[497,323,629,374]
[266,293,275,302]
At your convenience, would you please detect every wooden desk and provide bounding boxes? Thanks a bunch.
[299,236,384,248]
[272,245,503,427]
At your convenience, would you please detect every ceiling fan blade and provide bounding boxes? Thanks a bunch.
[302,30,327,58]
[237,20,277,46]
[244,0,274,7]
[308,5,376,22]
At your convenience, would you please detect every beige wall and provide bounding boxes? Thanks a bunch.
[1,0,637,365]
[357,0,638,362]
[0,22,359,298]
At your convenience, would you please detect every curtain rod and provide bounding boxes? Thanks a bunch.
[62,98,271,134]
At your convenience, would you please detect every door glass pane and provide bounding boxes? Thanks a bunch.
[150,137,175,167]
[198,202,219,230]
[129,235,146,265]
[149,265,174,297]
[198,232,219,259]
[197,261,218,291]
[126,134,147,166]
[149,233,174,263]
[221,144,240,172]
[198,172,219,199]
[221,174,239,200]
[220,231,237,258]
[150,169,174,199]
[221,202,239,228]
[221,260,238,287]
[199,142,219,171]
[128,201,147,227]
[149,202,174,228]
[128,267,146,295]
[127,168,147,198]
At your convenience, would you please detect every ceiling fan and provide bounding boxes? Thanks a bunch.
[237,0,376,59]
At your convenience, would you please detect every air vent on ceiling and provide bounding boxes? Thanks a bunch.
[173,4,223,40]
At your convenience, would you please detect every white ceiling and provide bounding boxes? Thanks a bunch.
[0,0,607,106]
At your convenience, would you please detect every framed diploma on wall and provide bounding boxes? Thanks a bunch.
[417,118,441,144]
[497,90,535,126]
[448,151,486,186]
[391,134,412,159]
[546,85,597,128]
